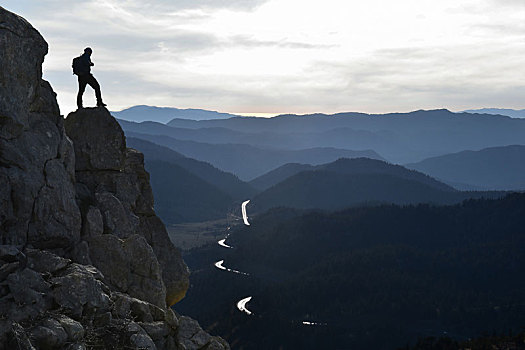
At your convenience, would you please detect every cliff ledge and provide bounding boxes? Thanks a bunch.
[0,6,228,350]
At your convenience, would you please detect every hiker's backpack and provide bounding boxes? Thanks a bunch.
[72,56,83,75]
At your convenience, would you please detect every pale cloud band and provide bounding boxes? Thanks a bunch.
[3,0,525,115]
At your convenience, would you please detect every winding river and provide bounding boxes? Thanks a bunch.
[214,259,249,276]
[241,200,250,226]
[215,200,325,323]
[236,296,253,315]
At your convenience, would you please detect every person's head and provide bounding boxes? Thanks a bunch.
[84,47,92,56]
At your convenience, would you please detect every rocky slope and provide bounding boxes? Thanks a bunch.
[0,6,228,350]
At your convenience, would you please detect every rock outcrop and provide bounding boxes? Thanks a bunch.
[64,107,189,307]
[0,6,228,350]
[0,5,80,252]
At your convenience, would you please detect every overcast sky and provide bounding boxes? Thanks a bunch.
[3,0,525,116]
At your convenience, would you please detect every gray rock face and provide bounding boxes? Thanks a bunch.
[0,8,47,124]
[65,107,189,306]
[177,316,230,350]
[1,246,228,349]
[0,6,81,249]
[57,315,85,342]
[88,234,167,307]
[0,6,227,350]
[64,107,125,171]
[51,263,111,317]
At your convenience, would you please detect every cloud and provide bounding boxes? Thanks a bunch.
[488,0,525,7]
[227,35,335,49]
[470,23,525,37]
[133,0,270,11]
[5,0,525,115]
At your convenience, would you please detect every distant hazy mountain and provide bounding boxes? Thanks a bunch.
[119,118,265,145]
[126,131,384,180]
[144,160,233,224]
[119,119,395,158]
[462,108,525,118]
[112,105,240,123]
[406,145,525,190]
[163,109,525,163]
[127,137,255,199]
[252,158,502,212]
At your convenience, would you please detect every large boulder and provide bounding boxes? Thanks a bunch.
[64,107,125,171]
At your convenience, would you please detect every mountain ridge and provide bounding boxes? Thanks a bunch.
[250,157,455,192]
[112,104,242,123]
[251,158,503,212]
[406,144,525,190]
[462,108,525,118]
[122,108,525,163]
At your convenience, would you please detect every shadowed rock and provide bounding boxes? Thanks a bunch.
[64,107,190,306]
[0,7,81,249]
[64,107,125,171]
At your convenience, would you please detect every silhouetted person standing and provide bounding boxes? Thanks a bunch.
[73,47,106,109]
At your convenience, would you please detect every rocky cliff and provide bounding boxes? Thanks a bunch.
[0,6,229,350]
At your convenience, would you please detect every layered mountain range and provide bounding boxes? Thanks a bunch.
[125,135,509,224]
[120,109,525,167]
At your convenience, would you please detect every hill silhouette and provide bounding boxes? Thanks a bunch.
[145,160,233,224]
[251,158,503,212]
[127,137,255,199]
[407,145,525,190]
[250,158,453,192]
[113,105,240,123]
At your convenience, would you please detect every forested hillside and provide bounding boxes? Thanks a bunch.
[177,194,525,349]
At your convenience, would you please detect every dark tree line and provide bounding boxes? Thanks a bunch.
[175,194,525,349]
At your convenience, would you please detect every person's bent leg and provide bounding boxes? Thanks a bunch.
[86,74,105,107]
[77,75,88,109]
